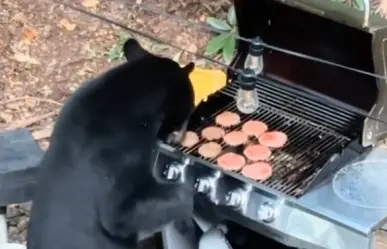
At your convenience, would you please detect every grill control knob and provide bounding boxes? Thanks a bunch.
[257,201,277,223]
[163,157,191,182]
[194,178,212,195]
[194,172,221,196]
[225,189,244,208]
[164,162,181,180]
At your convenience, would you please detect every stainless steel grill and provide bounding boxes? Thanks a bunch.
[177,78,359,197]
[159,0,387,247]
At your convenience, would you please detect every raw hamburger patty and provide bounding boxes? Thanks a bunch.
[198,142,222,158]
[180,131,199,147]
[217,152,246,171]
[243,144,272,161]
[201,126,225,141]
[215,111,241,127]
[258,131,288,148]
[223,131,248,146]
[242,120,268,137]
[241,162,273,180]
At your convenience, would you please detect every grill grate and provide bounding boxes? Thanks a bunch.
[177,79,361,198]
[224,79,363,134]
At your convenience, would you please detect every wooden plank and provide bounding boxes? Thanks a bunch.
[0,129,43,205]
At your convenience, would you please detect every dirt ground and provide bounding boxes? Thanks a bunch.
[0,0,230,148]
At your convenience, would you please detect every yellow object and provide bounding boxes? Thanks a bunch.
[189,67,227,106]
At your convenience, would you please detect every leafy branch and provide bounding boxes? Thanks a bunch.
[205,5,237,64]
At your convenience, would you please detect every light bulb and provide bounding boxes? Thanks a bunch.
[236,69,259,114]
[244,37,264,75]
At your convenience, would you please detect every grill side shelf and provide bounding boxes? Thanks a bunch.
[300,139,370,195]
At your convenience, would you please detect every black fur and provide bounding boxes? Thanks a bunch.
[27,39,195,249]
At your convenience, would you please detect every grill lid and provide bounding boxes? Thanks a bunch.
[233,0,387,147]
[268,0,380,31]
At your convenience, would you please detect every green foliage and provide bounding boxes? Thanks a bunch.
[205,5,237,64]
[354,0,365,11]
[105,32,130,62]
[222,34,236,63]
[227,5,236,26]
[206,17,231,31]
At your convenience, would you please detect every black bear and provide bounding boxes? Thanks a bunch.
[27,38,196,249]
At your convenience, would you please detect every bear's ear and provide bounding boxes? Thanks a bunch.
[182,62,195,75]
[123,38,149,63]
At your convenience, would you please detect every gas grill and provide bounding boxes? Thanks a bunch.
[155,0,387,248]
[178,84,355,198]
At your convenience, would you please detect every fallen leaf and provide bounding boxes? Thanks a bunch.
[6,102,22,110]
[38,140,50,151]
[23,27,39,41]
[187,44,197,53]
[24,98,37,107]
[21,39,31,45]
[81,0,100,8]
[17,38,31,48]
[0,113,13,123]
[12,53,40,64]
[69,84,80,92]
[9,80,23,88]
[58,19,77,31]
[39,85,53,97]
[12,87,24,94]
[12,12,27,24]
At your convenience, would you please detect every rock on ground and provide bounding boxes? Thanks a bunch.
[7,202,31,245]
